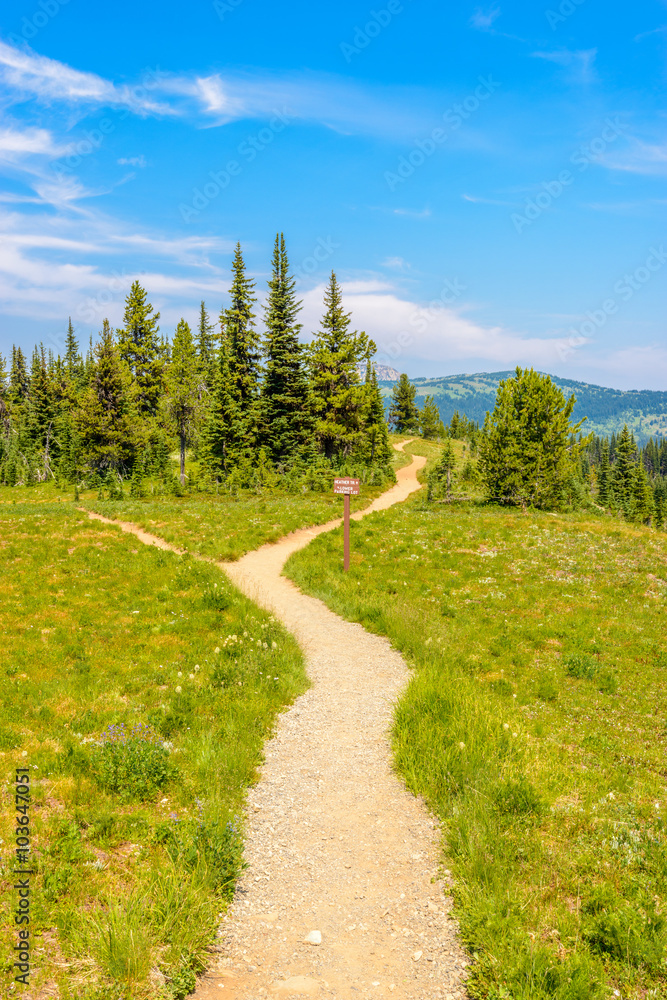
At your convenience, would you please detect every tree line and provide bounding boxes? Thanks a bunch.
[0,235,393,492]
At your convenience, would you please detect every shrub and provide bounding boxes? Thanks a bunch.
[565,654,599,680]
[91,722,171,800]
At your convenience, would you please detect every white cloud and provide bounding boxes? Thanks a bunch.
[0,126,61,159]
[531,48,598,85]
[470,6,501,30]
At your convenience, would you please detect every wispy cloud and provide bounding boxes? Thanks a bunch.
[470,6,501,30]
[600,138,667,176]
[392,207,432,219]
[532,48,598,85]
[462,192,516,206]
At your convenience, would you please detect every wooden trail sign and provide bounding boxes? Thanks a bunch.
[333,478,360,571]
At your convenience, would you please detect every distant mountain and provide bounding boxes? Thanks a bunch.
[378,371,667,444]
[356,364,400,382]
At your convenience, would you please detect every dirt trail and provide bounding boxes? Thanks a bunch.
[88,444,469,1000]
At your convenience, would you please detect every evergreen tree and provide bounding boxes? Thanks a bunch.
[196,301,216,389]
[360,361,392,466]
[388,373,419,433]
[225,244,261,448]
[117,281,163,415]
[428,438,456,500]
[630,460,655,524]
[26,345,56,460]
[9,346,29,405]
[76,320,139,472]
[419,394,440,440]
[612,425,636,514]
[308,272,370,461]
[199,343,237,481]
[259,234,313,464]
[165,319,203,485]
[597,441,612,507]
[479,367,583,510]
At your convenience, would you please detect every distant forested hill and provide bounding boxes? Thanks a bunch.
[379,371,667,444]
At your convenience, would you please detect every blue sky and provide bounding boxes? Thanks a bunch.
[0,0,665,388]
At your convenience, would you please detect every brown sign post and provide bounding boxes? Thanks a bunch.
[333,478,360,572]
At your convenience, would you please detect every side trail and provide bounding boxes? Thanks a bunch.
[88,443,469,1000]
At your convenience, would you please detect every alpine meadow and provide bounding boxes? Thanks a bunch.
[2,6,667,1000]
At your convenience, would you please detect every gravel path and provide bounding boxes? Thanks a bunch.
[89,444,469,1000]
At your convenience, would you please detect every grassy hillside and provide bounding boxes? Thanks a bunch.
[286,442,667,1000]
[0,503,307,999]
[380,371,667,444]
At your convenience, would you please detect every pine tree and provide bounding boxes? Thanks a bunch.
[117,281,163,415]
[388,374,419,434]
[75,320,140,473]
[612,425,636,514]
[225,244,261,449]
[9,346,29,405]
[419,395,440,440]
[308,272,369,461]
[259,234,313,464]
[479,367,583,510]
[360,361,392,466]
[165,319,203,485]
[199,342,237,481]
[196,301,216,389]
[597,441,612,507]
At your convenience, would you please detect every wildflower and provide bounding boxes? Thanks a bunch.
[426,638,432,646]
[263,642,268,649]
[458,742,465,750]
[271,641,277,650]
[214,647,220,654]
[503,723,509,731]
[160,798,169,805]
[177,671,183,678]
[194,664,200,672]
[175,685,182,694]
[189,673,195,680]
[21,751,27,758]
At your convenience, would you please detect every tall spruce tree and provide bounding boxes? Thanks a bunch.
[259,234,312,464]
[597,441,612,507]
[388,374,419,433]
[165,319,202,485]
[631,460,655,524]
[26,345,56,462]
[308,272,369,461]
[225,244,261,449]
[199,342,237,481]
[117,281,163,415]
[361,360,392,466]
[196,301,216,389]
[612,425,636,514]
[419,394,440,440]
[76,320,139,472]
[9,346,29,405]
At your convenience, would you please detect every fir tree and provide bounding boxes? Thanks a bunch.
[630,461,655,524]
[419,395,440,440]
[259,234,313,464]
[428,438,456,500]
[479,367,583,510]
[225,244,261,448]
[165,319,203,485]
[26,345,56,457]
[117,281,163,415]
[360,361,392,466]
[196,301,216,389]
[76,320,140,472]
[388,374,419,433]
[612,425,636,514]
[597,441,612,507]
[199,342,237,481]
[308,272,369,461]
[9,346,29,405]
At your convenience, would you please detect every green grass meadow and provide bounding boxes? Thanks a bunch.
[285,443,667,999]
[0,502,307,999]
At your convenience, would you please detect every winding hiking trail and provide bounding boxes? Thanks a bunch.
[89,442,469,1000]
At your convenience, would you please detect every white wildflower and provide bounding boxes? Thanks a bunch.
[194,664,200,671]
[271,641,277,650]
[458,742,465,750]
[175,685,182,694]
[189,674,195,681]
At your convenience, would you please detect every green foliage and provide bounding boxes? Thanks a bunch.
[154,813,246,898]
[480,367,584,510]
[388,373,419,433]
[165,318,203,484]
[117,280,163,416]
[419,393,441,439]
[91,722,172,800]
